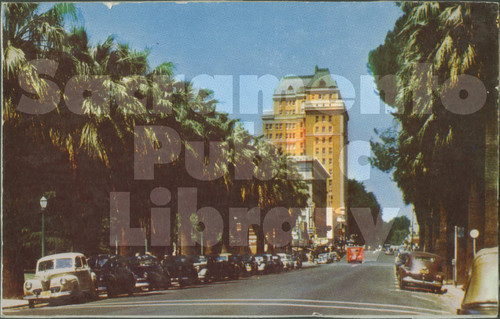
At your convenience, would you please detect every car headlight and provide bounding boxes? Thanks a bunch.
[60,278,67,285]
[25,282,32,290]
[436,275,442,280]
[144,272,148,278]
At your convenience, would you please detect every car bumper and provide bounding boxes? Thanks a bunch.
[24,291,72,300]
[402,276,442,288]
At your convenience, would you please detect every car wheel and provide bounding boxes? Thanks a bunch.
[399,278,406,290]
[28,300,35,308]
[71,284,82,303]
[107,286,117,298]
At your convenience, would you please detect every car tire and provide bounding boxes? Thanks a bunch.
[399,278,406,290]
[28,300,35,309]
[71,284,82,303]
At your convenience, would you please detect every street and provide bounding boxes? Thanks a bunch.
[4,252,459,316]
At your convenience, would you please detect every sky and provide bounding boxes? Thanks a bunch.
[40,1,415,225]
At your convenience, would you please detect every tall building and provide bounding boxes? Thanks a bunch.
[262,66,348,243]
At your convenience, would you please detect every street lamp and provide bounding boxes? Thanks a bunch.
[40,196,48,257]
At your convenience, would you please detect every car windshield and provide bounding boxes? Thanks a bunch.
[56,258,74,269]
[217,256,228,262]
[193,256,207,263]
[38,260,54,272]
[95,257,110,268]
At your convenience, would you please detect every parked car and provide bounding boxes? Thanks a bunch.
[240,255,257,276]
[24,252,96,308]
[277,253,294,270]
[394,251,411,277]
[161,255,198,287]
[317,252,334,264]
[88,254,136,297]
[269,254,284,273]
[127,254,170,291]
[215,254,243,279]
[192,255,216,283]
[254,254,271,274]
[457,247,498,315]
[292,255,302,269]
[398,252,444,293]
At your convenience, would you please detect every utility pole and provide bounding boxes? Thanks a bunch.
[410,211,414,251]
[454,225,458,287]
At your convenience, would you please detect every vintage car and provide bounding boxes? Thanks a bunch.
[214,254,243,280]
[398,252,444,293]
[394,251,411,277]
[292,255,302,269]
[347,246,364,263]
[277,253,294,270]
[385,248,395,255]
[268,254,284,273]
[88,254,136,297]
[241,255,257,275]
[457,247,498,315]
[192,255,214,283]
[316,252,333,264]
[161,255,198,287]
[127,254,170,291]
[24,252,96,308]
[254,254,271,274]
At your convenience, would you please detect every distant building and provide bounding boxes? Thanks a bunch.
[288,156,330,246]
[262,66,348,245]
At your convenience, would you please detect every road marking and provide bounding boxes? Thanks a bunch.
[411,294,437,303]
[55,298,450,315]
[42,301,446,315]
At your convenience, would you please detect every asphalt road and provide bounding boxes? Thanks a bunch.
[4,251,458,317]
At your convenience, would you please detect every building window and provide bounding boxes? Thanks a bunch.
[329,147,332,154]
[316,116,319,122]
[329,126,332,132]
[322,137,326,143]
[329,116,332,122]
[300,132,303,138]
[322,115,325,122]
[316,127,319,133]
[316,148,319,155]
[329,137,332,142]
[315,138,319,143]
[300,143,303,148]
[329,158,332,165]
[300,122,303,128]
[329,169,333,174]
[276,124,279,129]
[322,126,325,132]
[322,159,326,165]
[322,148,325,154]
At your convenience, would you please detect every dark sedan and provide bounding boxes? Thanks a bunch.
[89,254,136,297]
[398,252,444,293]
[127,254,170,291]
[161,256,198,287]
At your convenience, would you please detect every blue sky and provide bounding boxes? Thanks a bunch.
[41,1,414,224]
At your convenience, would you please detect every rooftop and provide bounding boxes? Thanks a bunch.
[274,66,338,96]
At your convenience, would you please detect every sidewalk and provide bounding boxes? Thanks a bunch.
[2,298,29,310]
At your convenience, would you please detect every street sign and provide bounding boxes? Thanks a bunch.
[470,229,479,239]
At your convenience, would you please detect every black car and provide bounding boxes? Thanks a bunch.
[89,254,136,297]
[254,254,271,274]
[398,252,444,293]
[161,256,198,287]
[268,254,283,273]
[127,254,170,291]
[215,254,242,280]
[192,255,218,283]
[240,255,257,276]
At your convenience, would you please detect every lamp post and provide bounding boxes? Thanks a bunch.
[40,196,48,257]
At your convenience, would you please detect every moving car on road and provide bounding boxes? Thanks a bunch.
[347,246,364,263]
[457,247,498,315]
[398,252,444,293]
[88,254,136,297]
[24,252,96,308]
